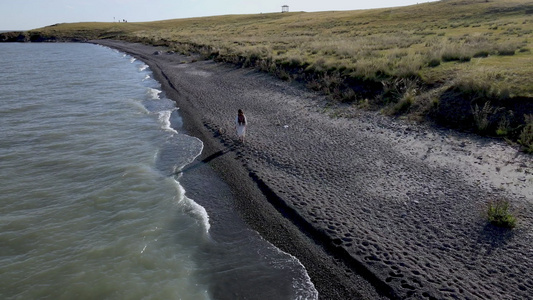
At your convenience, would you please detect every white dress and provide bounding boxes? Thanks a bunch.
[236,115,246,137]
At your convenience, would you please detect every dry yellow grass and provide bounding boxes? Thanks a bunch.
[27,0,532,94]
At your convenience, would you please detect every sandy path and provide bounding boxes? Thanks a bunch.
[94,40,532,300]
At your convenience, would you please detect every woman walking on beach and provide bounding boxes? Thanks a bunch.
[235,109,247,143]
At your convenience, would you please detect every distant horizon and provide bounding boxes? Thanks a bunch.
[2,0,439,31]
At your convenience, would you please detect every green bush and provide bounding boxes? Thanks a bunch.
[486,199,517,228]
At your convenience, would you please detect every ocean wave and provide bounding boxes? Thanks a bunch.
[139,64,149,72]
[158,110,178,135]
[174,179,211,233]
[147,88,161,100]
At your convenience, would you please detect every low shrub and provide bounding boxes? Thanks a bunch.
[518,114,533,153]
[472,102,496,133]
[442,51,472,62]
[496,115,512,136]
[381,78,420,114]
[277,68,291,81]
[497,48,516,56]
[390,97,414,115]
[486,199,517,229]
[473,50,490,58]
[427,58,441,67]
[340,88,357,103]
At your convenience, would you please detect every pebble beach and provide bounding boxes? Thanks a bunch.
[94,40,533,300]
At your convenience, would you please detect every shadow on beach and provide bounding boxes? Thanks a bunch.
[177,145,236,175]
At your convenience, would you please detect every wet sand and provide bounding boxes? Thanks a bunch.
[93,40,533,299]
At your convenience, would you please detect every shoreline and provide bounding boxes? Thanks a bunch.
[93,40,532,299]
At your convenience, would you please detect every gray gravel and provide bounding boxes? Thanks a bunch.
[94,40,533,300]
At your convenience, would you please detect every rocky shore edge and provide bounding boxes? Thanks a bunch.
[0,31,87,42]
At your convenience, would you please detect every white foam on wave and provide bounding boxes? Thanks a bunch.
[130,57,136,63]
[147,88,161,100]
[142,74,209,235]
[281,251,319,300]
[158,110,178,135]
[172,134,208,233]
[98,45,118,54]
[177,133,204,173]
[258,236,319,300]
[139,64,149,72]
[143,74,151,81]
[291,261,319,300]
[174,179,211,233]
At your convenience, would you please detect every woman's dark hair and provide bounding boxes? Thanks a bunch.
[238,109,245,125]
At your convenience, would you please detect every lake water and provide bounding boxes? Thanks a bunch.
[0,43,317,300]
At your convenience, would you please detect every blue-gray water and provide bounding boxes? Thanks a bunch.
[0,43,317,300]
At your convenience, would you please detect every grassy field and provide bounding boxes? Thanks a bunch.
[5,0,532,150]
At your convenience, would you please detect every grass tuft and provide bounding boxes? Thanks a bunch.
[472,102,499,133]
[486,199,517,229]
[518,114,533,153]
[496,114,512,136]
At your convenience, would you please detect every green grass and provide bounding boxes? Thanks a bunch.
[486,199,517,229]
[3,0,532,146]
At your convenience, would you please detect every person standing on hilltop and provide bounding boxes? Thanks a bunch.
[235,109,247,143]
